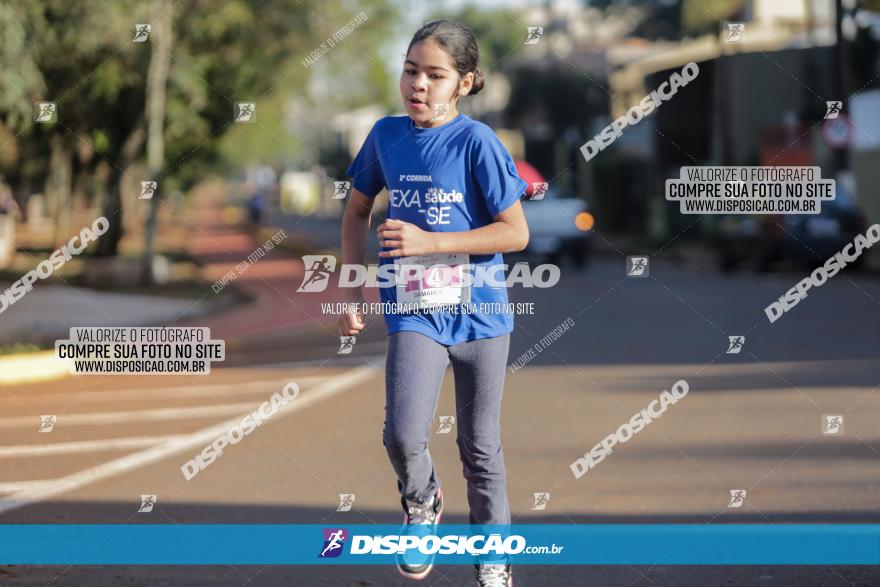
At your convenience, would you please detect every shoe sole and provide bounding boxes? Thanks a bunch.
[474,571,513,586]
[396,490,444,581]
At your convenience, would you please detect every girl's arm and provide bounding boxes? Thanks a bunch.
[338,189,374,336]
[433,200,529,255]
[377,199,529,258]
[340,189,375,299]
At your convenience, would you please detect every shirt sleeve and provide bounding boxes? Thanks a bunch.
[472,129,528,217]
[345,122,386,198]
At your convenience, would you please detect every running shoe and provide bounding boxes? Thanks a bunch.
[474,562,513,587]
[395,488,444,580]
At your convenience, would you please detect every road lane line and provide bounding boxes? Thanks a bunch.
[0,376,327,406]
[0,360,381,515]
[0,481,52,494]
[0,403,276,428]
[0,435,187,458]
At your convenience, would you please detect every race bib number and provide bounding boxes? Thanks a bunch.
[395,253,470,309]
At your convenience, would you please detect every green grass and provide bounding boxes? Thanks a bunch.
[0,343,42,356]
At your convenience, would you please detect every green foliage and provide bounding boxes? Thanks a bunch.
[424,5,524,73]
[0,0,401,196]
[214,0,401,170]
[681,0,745,37]
[0,343,41,356]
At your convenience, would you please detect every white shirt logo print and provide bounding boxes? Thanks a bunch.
[388,180,464,226]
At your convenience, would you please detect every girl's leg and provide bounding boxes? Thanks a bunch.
[383,330,449,504]
[448,333,511,526]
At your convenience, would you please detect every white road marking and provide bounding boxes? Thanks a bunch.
[0,376,327,406]
[252,343,389,368]
[0,435,186,458]
[0,361,381,515]
[0,481,53,494]
[0,402,278,428]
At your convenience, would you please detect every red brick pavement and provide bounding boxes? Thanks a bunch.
[179,191,374,346]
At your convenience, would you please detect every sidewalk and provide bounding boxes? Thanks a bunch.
[0,186,356,383]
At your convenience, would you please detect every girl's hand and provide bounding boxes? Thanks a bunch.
[337,301,366,336]
[377,219,436,258]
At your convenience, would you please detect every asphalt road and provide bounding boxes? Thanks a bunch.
[1,256,878,586]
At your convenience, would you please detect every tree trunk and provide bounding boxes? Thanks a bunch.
[48,134,72,249]
[142,0,174,285]
[96,164,123,257]
[96,124,145,257]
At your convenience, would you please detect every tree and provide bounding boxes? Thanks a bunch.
[0,0,401,261]
[0,2,149,252]
[142,0,174,284]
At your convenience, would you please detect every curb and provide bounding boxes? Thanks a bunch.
[0,351,73,386]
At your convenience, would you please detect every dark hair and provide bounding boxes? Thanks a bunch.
[406,19,484,97]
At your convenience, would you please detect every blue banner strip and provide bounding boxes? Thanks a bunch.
[0,524,877,565]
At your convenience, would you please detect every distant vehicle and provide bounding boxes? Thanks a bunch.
[715,179,867,272]
[520,189,594,266]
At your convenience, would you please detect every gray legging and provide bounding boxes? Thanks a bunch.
[383,330,511,526]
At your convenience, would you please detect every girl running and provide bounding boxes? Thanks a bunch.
[339,19,529,587]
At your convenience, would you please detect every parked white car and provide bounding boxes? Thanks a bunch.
[521,191,593,266]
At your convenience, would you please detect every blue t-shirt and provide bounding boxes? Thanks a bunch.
[345,113,528,345]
